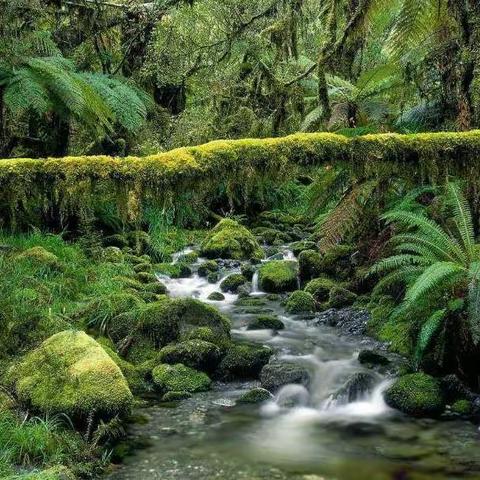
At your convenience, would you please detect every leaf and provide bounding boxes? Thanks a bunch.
[414,308,446,367]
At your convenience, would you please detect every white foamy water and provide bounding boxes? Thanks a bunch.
[157,273,238,306]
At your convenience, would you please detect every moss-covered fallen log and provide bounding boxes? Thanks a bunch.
[1,131,480,228]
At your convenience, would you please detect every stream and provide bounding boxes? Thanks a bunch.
[107,247,480,480]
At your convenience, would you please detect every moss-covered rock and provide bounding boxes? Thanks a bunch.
[138,297,231,348]
[298,249,322,281]
[328,286,357,308]
[152,364,211,393]
[217,343,272,379]
[258,260,298,293]
[0,391,14,412]
[157,340,222,372]
[133,262,152,273]
[220,273,247,293]
[304,277,335,302]
[451,399,472,415]
[285,290,315,313]
[16,246,62,270]
[207,271,219,283]
[141,281,168,295]
[155,262,192,278]
[197,260,219,277]
[358,349,390,367]
[176,251,199,264]
[103,246,124,263]
[135,271,158,284]
[200,219,263,260]
[384,373,445,417]
[260,362,311,392]
[240,263,255,281]
[237,388,273,404]
[290,241,316,257]
[319,244,355,280]
[104,234,129,249]
[207,291,225,301]
[162,391,192,402]
[8,331,133,418]
[247,315,285,331]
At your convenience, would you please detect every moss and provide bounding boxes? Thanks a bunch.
[176,251,199,264]
[162,391,192,402]
[200,219,263,260]
[197,260,219,277]
[328,286,357,308]
[125,336,157,365]
[285,290,315,313]
[152,364,211,393]
[207,291,225,301]
[240,263,255,281]
[217,343,273,379]
[304,277,335,302]
[15,247,62,270]
[319,244,355,280]
[258,260,298,293]
[16,465,76,480]
[154,262,192,278]
[8,331,133,418]
[220,273,247,293]
[137,297,231,349]
[207,272,219,283]
[104,234,129,249]
[157,340,222,372]
[298,249,322,281]
[384,373,445,418]
[0,392,14,412]
[237,388,272,404]
[133,262,152,273]
[135,271,158,284]
[96,337,146,394]
[451,399,472,415]
[141,281,167,295]
[290,240,316,256]
[102,246,124,263]
[247,315,285,330]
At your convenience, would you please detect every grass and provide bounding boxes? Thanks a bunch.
[0,410,86,478]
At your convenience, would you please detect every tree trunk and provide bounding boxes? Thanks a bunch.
[46,115,70,157]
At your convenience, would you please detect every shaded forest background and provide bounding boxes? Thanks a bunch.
[1,0,479,159]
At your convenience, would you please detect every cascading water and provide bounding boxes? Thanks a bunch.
[108,245,480,480]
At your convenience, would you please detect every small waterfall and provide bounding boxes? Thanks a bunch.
[171,247,194,264]
[251,271,259,293]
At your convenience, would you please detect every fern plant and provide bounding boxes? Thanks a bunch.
[372,183,480,367]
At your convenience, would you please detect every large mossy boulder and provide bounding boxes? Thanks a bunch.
[152,363,211,393]
[285,290,315,314]
[258,260,298,293]
[217,343,273,379]
[138,297,231,348]
[8,331,133,418]
[157,340,222,373]
[200,219,263,260]
[304,277,335,302]
[328,286,357,308]
[298,249,322,281]
[384,373,445,418]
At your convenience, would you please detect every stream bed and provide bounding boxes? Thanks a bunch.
[106,248,480,480]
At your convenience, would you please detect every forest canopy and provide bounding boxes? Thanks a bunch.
[1,0,479,159]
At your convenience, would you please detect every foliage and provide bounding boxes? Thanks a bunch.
[372,183,480,367]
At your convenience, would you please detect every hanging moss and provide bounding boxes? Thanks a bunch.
[1,131,480,228]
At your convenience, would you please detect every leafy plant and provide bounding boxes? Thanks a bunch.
[372,183,480,366]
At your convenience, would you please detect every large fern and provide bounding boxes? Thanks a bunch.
[372,182,480,364]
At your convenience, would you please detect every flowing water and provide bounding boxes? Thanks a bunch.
[107,248,480,480]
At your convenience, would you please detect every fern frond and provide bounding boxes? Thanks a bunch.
[446,182,475,260]
[414,308,446,367]
[318,179,378,253]
[371,254,429,274]
[371,265,425,296]
[404,261,463,305]
[382,210,466,264]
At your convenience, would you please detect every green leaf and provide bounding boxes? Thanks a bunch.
[414,308,446,367]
